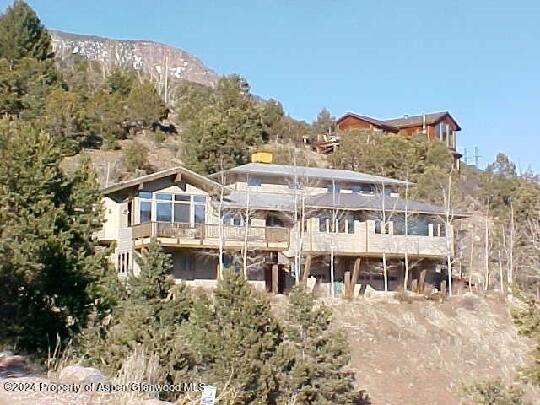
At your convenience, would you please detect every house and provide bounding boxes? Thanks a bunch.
[98,156,467,297]
[336,111,462,167]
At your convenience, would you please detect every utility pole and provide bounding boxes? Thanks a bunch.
[474,147,482,167]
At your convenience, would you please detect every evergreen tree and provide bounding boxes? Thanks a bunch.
[0,0,52,66]
[78,239,194,400]
[107,67,136,97]
[126,79,167,130]
[44,88,86,152]
[283,285,356,404]
[128,238,175,302]
[181,75,269,174]
[312,107,336,135]
[185,271,284,403]
[0,120,109,352]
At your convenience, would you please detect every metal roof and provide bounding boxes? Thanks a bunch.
[223,190,466,217]
[212,163,411,186]
[305,192,466,217]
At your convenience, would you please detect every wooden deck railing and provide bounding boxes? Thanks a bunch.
[131,222,290,244]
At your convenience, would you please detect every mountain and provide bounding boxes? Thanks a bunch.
[50,30,219,87]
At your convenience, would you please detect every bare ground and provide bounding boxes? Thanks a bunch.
[322,293,534,405]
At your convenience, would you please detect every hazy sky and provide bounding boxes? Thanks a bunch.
[3,0,539,172]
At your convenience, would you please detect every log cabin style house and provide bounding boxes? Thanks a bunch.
[98,154,467,297]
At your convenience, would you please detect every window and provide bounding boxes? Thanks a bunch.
[326,183,341,193]
[409,217,430,236]
[156,201,172,222]
[138,191,152,199]
[248,176,262,187]
[352,184,374,194]
[194,205,206,224]
[174,203,190,223]
[117,252,130,275]
[338,217,347,233]
[266,213,285,227]
[222,211,244,226]
[156,193,172,201]
[345,213,357,234]
[319,213,330,232]
[127,201,132,227]
[139,201,151,223]
[288,180,304,190]
[375,219,383,234]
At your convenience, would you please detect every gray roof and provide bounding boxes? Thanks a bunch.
[223,190,466,217]
[101,166,224,196]
[212,163,411,186]
[305,193,466,217]
[224,191,296,211]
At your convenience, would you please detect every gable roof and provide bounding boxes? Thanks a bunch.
[211,163,412,187]
[101,166,225,198]
[337,111,461,132]
[336,113,399,132]
[383,111,461,131]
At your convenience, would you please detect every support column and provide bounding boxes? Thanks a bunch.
[272,264,279,294]
[346,257,362,299]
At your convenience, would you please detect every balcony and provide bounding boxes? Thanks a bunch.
[302,220,451,258]
[131,222,290,251]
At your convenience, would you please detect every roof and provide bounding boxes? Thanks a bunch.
[210,163,411,187]
[223,190,466,217]
[306,193,467,217]
[224,191,296,211]
[101,166,224,197]
[383,111,461,131]
[336,113,399,132]
[337,111,461,132]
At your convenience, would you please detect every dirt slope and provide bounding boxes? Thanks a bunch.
[325,293,533,404]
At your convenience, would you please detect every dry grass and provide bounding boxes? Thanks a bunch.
[326,293,533,405]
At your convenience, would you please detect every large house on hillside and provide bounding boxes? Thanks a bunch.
[98,155,466,297]
[335,111,462,167]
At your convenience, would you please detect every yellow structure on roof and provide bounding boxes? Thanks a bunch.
[251,151,273,164]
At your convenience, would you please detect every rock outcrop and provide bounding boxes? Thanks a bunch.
[51,30,219,87]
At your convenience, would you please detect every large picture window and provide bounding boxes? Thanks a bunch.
[137,191,207,225]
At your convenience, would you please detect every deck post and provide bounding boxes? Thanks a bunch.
[344,271,351,299]
[272,264,279,294]
[302,255,312,282]
[348,257,361,298]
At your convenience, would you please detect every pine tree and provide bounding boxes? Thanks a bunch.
[0,120,109,353]
[78,239,195,400]
[126,79,167,130]
[283,285,356,404]
[0,0,52,66]
[185,271,284,403]
[312,107,336,135]
[181,75,268,174]
[129,238,175,302]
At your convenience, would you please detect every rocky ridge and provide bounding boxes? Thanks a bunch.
[51,30,219,87]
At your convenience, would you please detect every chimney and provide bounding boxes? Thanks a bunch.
[251,151,273,164]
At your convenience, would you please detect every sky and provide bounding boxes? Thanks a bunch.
[3,0,539,172]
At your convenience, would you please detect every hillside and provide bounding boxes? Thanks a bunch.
[1,294,536,405]
[51,30,219,87]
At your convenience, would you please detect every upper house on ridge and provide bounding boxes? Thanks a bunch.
[335,111,462,167]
